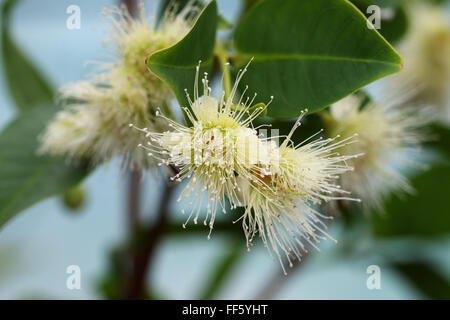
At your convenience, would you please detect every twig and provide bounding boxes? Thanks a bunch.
[124,181,176,299]
[127,169,141,232]
[122,0,137,16]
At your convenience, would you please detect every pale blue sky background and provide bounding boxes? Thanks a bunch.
[0,0,448,299]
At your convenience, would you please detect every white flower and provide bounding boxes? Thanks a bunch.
[133,61,362,272]
[236,114,360,273]
[132,61,272,238]
[393,2,450,124]
[39,105,100,159]
[39,1,199,168]
[325,93,431,211]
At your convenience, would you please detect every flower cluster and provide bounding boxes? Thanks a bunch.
[39,1,199,168]
[132,62,361,273]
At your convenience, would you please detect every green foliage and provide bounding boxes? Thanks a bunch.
[429,124,450,160]
[217,14,232,30]
[393,262,450,299]
[0,0,90,229]
[198,239,243,299]
[1,0,53,112]
[372,125,450,238]
[148,0,218,118]
[234,0,402,118]
[371,163,450,237]
[0,105,89,229]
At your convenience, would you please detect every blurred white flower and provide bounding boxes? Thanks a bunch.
[39,1,199,168]
[393,2,450,125]
[39,104,100,159]
[325,93,431,211]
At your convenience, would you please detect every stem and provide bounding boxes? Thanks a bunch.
[124,181,175,299]
[215,43,232,100]
[127,169,141,232]
[122,0,137,16]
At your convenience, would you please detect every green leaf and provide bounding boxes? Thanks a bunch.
[429,124,450,160]
[0,104,89,229]
[371,163,450,238]
[1,0,54,112]
[393,262,450,299]
[148,0,218,119]
[350,0,409,44]
[217,14,232,30]
[234,0,402,118]
[198,239,243,299]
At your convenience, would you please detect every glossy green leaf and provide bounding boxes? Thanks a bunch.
[234,0,402,118]
[0,104,89,229]
[1,0,54,112]
[148,0,218,117]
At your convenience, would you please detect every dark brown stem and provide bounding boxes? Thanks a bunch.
[122,0,137,16]
[124,181,175,299]
[127,169,142,232]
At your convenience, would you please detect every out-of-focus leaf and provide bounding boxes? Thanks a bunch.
[242,0,260,10]
[350,0,409,44]
[1,0,53,112]
[371,163,450,237]
[423,0,447,5]
[393,262,450,299]
[148,0,217,120]
[217,14,232,30]
[198,239,243,299]
[0,104,89,229]
[98,246,130,300]
[429,124,450,159]
[234,0,402,118]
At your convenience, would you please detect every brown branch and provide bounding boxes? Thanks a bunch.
[124,181,176,299]
[127,169,142,232]
[122,0,137,16]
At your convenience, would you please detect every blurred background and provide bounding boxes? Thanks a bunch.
[0,0,449,300]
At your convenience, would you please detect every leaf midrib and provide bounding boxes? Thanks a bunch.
[236,51,401,68]
[149,57,213,70]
